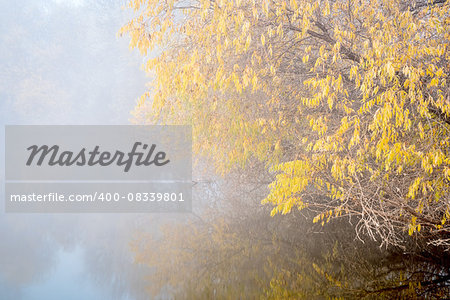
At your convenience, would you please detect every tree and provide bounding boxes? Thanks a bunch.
[121,0,450,248]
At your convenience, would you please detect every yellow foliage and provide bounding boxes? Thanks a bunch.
[122,0,450,247]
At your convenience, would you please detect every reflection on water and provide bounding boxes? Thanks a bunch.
[0,214,154,300]
[22,246,110,300]
[128,169,450,299]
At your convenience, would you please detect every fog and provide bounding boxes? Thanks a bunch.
[0,0,156,299]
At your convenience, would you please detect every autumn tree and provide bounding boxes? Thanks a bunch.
[122,0,450,249]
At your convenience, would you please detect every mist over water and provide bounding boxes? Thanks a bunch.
[0,0,155,299]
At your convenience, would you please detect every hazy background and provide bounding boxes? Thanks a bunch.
[0,0,159,299]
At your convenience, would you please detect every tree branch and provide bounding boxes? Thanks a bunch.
[410,0,448,11]
[288,24,361,63]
